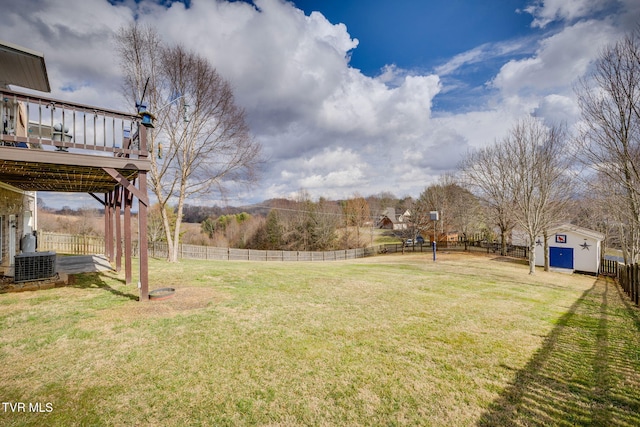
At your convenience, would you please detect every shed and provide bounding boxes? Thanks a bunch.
[534,224,604,274]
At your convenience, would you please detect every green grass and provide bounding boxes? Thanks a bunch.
[372,229,402,245]
[0,252,639,426]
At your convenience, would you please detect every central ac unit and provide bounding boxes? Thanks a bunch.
[14,252,57,282]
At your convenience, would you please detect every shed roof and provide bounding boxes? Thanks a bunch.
[548,223,605,241]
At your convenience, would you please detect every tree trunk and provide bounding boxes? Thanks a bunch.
[159,203,176,263]
[543,230,549,272]
[500,228,508,256]
[529,241,537,275]
[170,210,182,263]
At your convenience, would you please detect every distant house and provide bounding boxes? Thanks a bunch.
[378,208,411,231]
[424,231,459,243]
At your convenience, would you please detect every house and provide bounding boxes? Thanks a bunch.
[0,182,37,274]
[1,41,43,273]
[0,39,152,299]
[378,208,411,230]
[424,231,459,243]
[534,223,604,274]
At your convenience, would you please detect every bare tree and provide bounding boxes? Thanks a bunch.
[366,192,398,219]
[343,193,371,247]
[460,143,517,256]
[575,28,640,264]
[116,24,261,262]
[415,178,447,244]
[116,24,164,116]
[416,175,482,249]
[578,173,630,255]
[148,206,167,244]
[447,182,483,250]
[503,117,571,274]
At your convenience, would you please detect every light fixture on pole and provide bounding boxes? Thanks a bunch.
[430,211,439,261]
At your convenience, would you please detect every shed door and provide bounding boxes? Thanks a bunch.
[550,247,574,269]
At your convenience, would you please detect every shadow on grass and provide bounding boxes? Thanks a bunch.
[71,272,138,301]
[477,277,640,427]
[615,282,640,333]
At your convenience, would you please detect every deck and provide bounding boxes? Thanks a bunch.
[0,88,150,194]
[0,87,151,300]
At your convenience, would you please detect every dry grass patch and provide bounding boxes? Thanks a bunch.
[0,252,638,426]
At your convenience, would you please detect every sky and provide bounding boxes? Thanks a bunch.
[1,0,639,209]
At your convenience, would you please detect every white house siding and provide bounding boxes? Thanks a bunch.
[535,225,604,274]
[0,184,36,269]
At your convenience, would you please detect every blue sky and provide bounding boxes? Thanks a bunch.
[290,0,539,112]
[292,0,534,74]
[2,0,639,209]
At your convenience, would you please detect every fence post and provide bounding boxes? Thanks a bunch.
[635,263,639,305]
[632,263,635,303]
[628,264,632,301]
[634,263,639,305]
[627,264,632,302]
[617,262,621,289]
[633,263,637,304]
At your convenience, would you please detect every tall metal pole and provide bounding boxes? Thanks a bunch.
[433,221,437,262]
[430,211,439,262]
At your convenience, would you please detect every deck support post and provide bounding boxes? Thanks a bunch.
[137,125,149,301]
[124,187,133,285]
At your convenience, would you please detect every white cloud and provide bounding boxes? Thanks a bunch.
[435,38,533,77]
[524,0,616,28]
[3,0,639,209]
[491,20,616,96]
[318,71,440,137]
[144,0,358,129]
[533,94,581,126]
[276,147,368,194]
[2,0,132,107]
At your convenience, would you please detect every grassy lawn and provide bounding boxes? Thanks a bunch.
[0,252,639,426]
[372,228,402,245]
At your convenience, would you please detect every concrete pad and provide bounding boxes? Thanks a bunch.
[56,255,113,274]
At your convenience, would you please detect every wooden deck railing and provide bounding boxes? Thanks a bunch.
[1,88,145,158]
[37,232,105,255]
